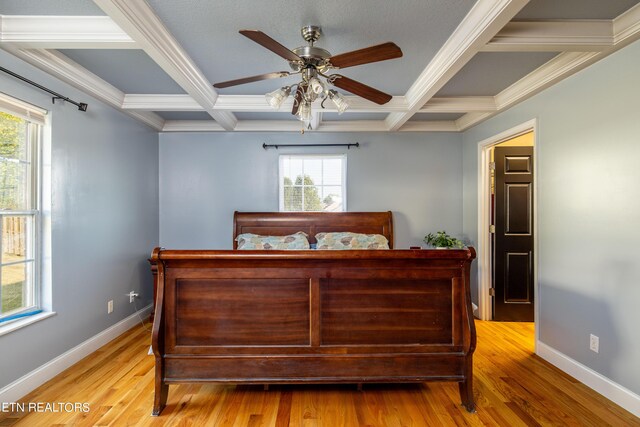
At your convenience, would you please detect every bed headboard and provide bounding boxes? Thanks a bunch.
[233,211,394,249]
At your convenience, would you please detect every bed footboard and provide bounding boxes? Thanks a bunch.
[150,248,476,415]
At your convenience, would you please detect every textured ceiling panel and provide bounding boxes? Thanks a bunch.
[409,113,464,121]
[60,50,186,94]
[146,0,477,96]
[435,52,558,97]
[516,0,640,20]
[0,0,105,15]
[156,111,211,120]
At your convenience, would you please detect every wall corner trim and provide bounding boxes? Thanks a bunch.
[537,341,640,418]
[0,304,152,403]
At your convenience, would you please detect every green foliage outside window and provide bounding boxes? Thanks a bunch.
[283,175,323,211]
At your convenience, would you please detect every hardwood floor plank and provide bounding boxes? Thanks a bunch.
[1,321,638,426]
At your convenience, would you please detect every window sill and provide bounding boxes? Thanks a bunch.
[0,311,56,337]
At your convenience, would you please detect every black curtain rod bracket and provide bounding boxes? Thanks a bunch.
[0,66,88,112]
[263,142,359,150]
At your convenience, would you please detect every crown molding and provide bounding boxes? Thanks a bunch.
[160,119,457,133]
[398,121,459,132]
[0,15,137,49]
[93,0,236,130]
[386,0,529,131]
[496,51,599,110]
[455,112,494,131]
[122,110,165,130]
[613,2,640,45]
[162,120,225,132]
[484,20,612,52]
[3,48,123,106]
[161,119,394,133]
[420,97,496,113]
[316,120,390,132]
[458,5,640,132]
[2,47,163,130]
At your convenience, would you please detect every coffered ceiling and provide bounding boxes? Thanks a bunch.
[1,0,639,132]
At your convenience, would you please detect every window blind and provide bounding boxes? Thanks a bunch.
[0,92,47,125]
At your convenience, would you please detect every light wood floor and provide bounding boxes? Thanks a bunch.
[1,320,638,426]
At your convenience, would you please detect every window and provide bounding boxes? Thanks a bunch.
[0,95,44,324]
[279,155,346,212]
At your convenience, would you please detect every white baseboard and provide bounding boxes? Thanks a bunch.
[0,304,152,403]
[537,341,640,418]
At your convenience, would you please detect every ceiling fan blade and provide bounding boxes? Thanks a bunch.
[330,75,392,105]
[213,71,291,88]
[239,30,302,62]
[291,84,305,116]
[329,42,402,68]
[329,42,402,69]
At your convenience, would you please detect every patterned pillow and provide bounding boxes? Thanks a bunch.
[236,232,310,250]
[315,232,389,250]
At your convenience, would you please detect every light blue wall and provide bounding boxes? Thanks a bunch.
[159,132,463,249]
[462,40,640,394]
[0,50,159,388]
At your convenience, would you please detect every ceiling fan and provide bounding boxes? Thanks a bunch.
[213,26,402,122]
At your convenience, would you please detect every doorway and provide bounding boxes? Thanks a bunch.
[491,137,534,321]
[477,120,538,329]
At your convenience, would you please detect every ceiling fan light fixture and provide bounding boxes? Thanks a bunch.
[265,86,291,109]
[296,100,312,123]
[328,90,349,114]
[308,77,325,95]
[218,26,400,128]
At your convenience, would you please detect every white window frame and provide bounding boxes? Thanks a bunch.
[279,154,347,212]
[0,93,44,326]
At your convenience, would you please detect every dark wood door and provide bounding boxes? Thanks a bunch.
[493,146,534,321]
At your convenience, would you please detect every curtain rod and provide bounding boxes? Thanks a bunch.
[0,66,88,111]
[263,142,359,150]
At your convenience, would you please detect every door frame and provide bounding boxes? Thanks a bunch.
[476,119,539,340]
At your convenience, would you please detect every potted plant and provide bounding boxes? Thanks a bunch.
[424,231,465,249]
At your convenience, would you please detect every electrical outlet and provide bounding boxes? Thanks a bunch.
[128,291,139,303]
[108,300,114,314]
[590,334,599,353]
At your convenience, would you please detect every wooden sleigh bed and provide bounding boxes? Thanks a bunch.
[150,211,476,415]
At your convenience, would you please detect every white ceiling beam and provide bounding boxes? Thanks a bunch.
[122,93,408,113]
[122,94,201,111]
[1,46,164,130]
[93,0,236,130]
[419,97,496,113]
[212,95,408,113]
[483,20,613,52]
[0,15,137,49]
[385,0,530,131]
